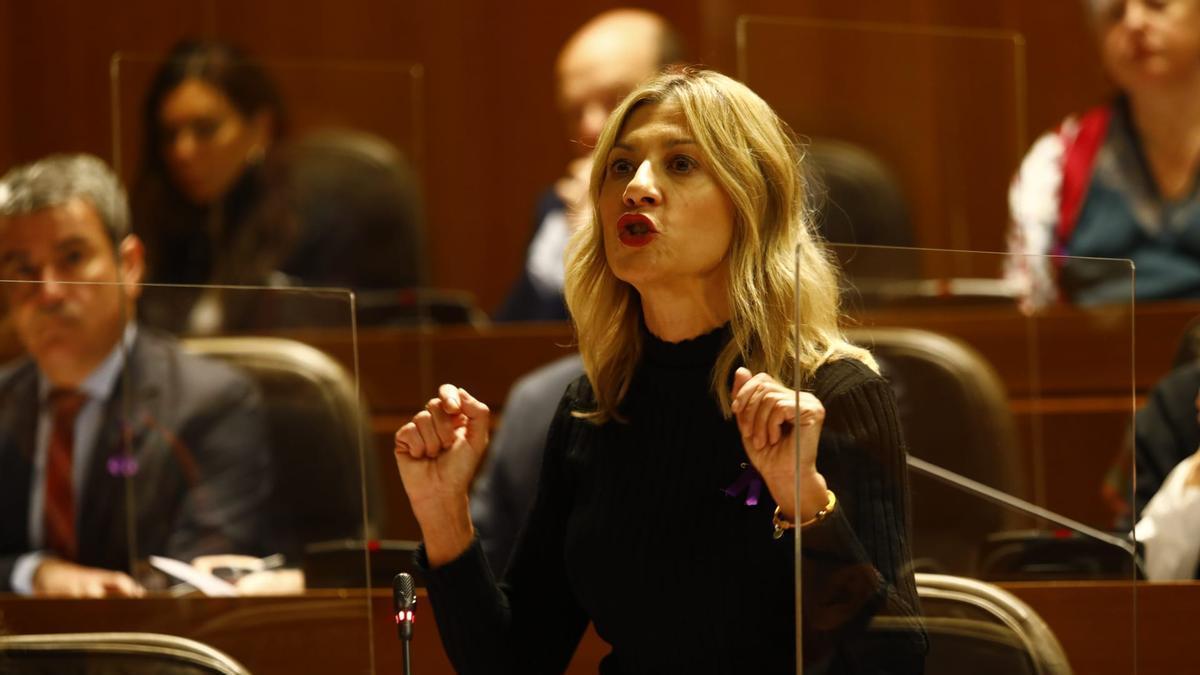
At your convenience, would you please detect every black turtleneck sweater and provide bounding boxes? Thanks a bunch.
[422,325,927,674]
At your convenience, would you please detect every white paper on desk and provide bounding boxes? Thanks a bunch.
[149,555,240,597]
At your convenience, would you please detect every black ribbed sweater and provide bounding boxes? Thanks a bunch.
[422,325,926,674]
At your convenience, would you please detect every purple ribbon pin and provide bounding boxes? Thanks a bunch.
[107,455,139,478]
[724,464,762,506]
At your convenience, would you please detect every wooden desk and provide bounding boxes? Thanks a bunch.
[853,300,1195,398]
[280,301,1199,419]
[0,590,600,675]
[0,591,394,674]
[294,302,1198,538]
[2,581,1196,674]
[4,305,1193,671]
[1002,580,1200,675]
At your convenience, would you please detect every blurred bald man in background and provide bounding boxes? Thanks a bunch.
[474,9,685,578]
[494,9,685,322]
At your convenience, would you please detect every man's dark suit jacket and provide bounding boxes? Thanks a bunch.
[1136,361,1200,519]
[494,188,570,322]
[0,328,273,590]
[470,354,583,577]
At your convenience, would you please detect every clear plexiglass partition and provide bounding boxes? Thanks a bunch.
[109,53,437,321]
[738,16,1026,260]
[110,53,424,183]
[792,245,1137,674]
[0,280,393,674]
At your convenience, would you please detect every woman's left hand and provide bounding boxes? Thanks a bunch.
[732,367,828,522]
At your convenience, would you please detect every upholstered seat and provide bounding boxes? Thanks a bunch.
[181,337,382,566]
[0,632,251,675]
[272,128,427,292]
[846,327,1027,575]
[914,572,1071,675]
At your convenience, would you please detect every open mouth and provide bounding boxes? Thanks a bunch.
[617,213,658,246]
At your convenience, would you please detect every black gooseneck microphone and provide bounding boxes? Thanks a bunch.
[906,455,1142,566]
[393,572,416,674]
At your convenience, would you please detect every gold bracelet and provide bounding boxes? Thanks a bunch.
[772,490,836,539]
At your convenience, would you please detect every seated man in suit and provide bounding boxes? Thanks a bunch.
[0,154,273,597]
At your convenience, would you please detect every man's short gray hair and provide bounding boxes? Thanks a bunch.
[0,153,131,245]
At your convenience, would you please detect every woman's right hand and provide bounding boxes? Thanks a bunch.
[394,384,490,565]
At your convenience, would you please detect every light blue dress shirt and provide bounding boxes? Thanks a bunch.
[10,324,137,594]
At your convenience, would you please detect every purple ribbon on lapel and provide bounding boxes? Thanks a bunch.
[107,420,141,478]
[723,465,763,506]
[107,454,139,478]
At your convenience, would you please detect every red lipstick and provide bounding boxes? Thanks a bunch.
[617,213,658,247]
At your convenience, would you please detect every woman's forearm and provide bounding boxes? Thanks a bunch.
[415,495,476,567]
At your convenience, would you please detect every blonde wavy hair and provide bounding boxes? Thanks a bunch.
[564,66,874,423]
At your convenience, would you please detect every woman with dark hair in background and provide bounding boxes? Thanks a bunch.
[134,39,432,330]
[132,38,286,332]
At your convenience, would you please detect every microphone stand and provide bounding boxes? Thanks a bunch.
[906,455,1142,566]
[393,572,416,675]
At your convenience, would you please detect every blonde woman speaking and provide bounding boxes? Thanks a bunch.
[395,67,926,674]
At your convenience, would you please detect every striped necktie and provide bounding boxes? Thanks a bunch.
[43,389,87,561]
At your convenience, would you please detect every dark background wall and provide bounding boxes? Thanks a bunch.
[0,0,1108,312]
